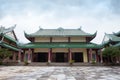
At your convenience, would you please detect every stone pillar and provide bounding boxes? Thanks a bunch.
[48,48,51,63]
[13,52,16,62]
[69,48,72,61]
[95,50,98,63]
[116,57,119,63]
[28,49,32,63]
[89,49,92,63]
[18,50,21,63]
[100,49,103,63]
[96,52,99,63]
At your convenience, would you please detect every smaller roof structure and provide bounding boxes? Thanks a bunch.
[113,31,120,37]
[0,25,19,51]
[114,42,120,47]
[0,25,18,42]
[0,25,16,34]
[4,34,18,43]
[105,34,120,42]
[102,33,120,47]
[0,42,19,51]
[102,33,120,45]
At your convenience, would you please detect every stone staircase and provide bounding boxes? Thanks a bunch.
[19,62,103,66]
[4,62,103,66]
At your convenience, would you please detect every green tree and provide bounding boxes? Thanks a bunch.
[113,47,120,63]
[103,47,120,63]
[0,48,12,64]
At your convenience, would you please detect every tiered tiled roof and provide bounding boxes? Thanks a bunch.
[25,27,97,42]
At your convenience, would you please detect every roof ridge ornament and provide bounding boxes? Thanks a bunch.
[0,26,5,32]
[0,25,16,34]
[39,26,43,30]
[57,27,64,31]
[78,26,82,30]
[113,31,120,36]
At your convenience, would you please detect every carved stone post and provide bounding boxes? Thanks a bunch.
[28,49,32,63]
[48,49,51,63]
[18,50,21,63]
[89,49,92,63]
[100,49,103,63]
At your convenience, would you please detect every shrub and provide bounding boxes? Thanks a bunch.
[91,59,96,64]
[69,60,74,65]
[0,48,12,65]
[24,60,29,66]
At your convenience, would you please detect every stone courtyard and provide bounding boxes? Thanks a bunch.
[0,66,120,80]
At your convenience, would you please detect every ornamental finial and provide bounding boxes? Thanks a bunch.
[39,26,43,30]
[58,27,64,31]
[78,26,82,30]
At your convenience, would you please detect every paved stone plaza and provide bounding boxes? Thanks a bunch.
[0,66,120,80]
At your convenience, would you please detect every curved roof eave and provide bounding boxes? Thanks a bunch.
[86,31,97,41]
[114,42,120,47]
[113,31,120,37]
[24,31,32,41]
[90,31,97,40]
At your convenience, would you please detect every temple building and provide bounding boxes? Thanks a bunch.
[0,26,20,62]
[20,27,102,63]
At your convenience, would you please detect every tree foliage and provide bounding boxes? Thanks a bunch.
[0,48,12,63]
[103,47,120,63]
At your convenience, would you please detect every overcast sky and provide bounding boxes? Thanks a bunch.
[0,0,120,44]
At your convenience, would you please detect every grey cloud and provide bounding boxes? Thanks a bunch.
[0,0,29,18]
[0,0,119,19]
[110,0,120,14]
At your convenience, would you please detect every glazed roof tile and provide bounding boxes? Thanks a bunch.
[25,28,96,37]
[19,42,102,49]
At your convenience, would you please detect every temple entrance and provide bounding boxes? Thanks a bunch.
[56,53,64,62]
[53,53,68,62]
[34,53,48,62]
[72,52,83,62]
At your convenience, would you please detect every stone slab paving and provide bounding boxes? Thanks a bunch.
[0,66,120,80]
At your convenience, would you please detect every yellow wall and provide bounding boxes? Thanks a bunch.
[92,51,96,54]
[35,37,50,42]
[83,50,88,63]
[52,48,68,52]
[33,48,88,62]
[25,50,29,54]
[70,37,86,42]
[52,37,68,42]
[34,36,86,42]
[34,48,49,52]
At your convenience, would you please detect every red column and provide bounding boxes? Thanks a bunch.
[100,49,103,63]
[18,50,21,63]
[28,49,32,63]
[96,50,99,63]
[69,48,72,61]
[13,52,16,62]
[89,49,92,63]
[48,49,51,63]
[96,53,98,63]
